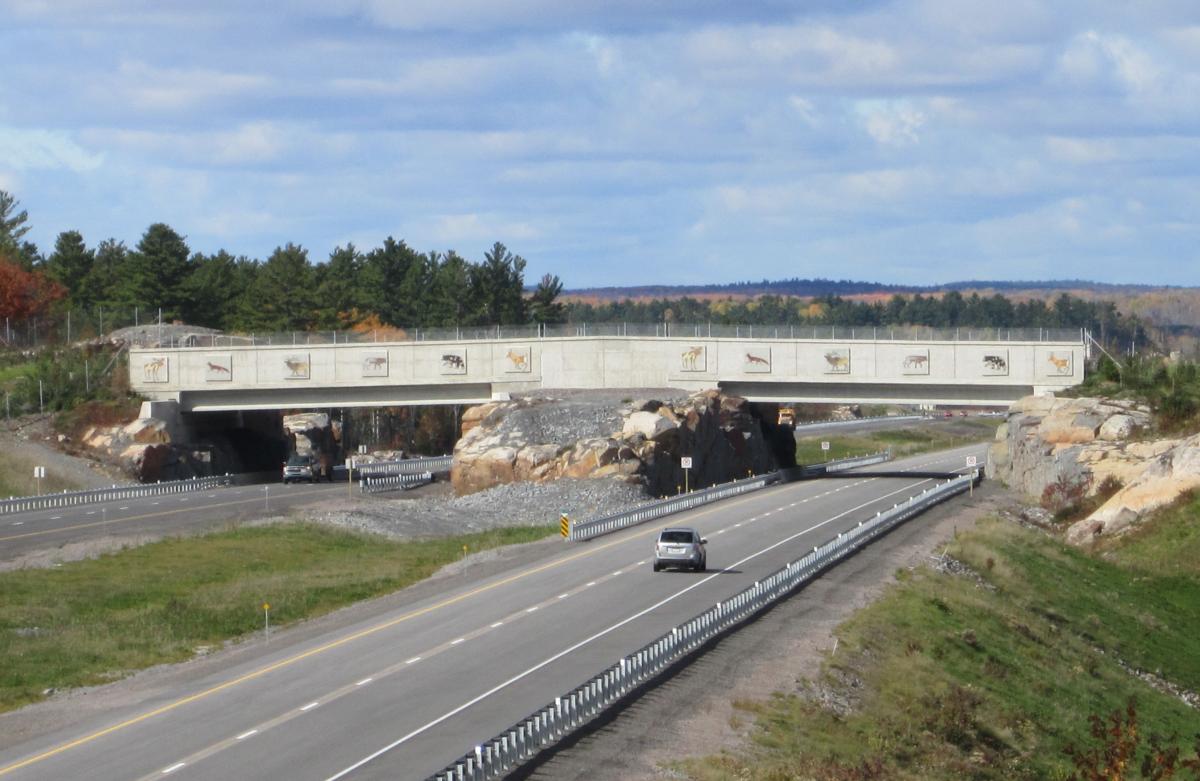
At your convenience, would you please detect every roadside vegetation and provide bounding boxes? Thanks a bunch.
[795,417,1002,465]
[680,502,1200,780]
[1072,355,1200,434]
[0,522,556,713]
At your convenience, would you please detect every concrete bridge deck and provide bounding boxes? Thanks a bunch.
[128,324,1085,412]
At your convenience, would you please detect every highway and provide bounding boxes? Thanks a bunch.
[0,481,354,561]
[0,443,987,781]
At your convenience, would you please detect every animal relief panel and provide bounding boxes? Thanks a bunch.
[823,348,850,374]
[204,354,232,382]
[679,345,708,372]
[901,350,929,375]
[982,351,1009,376]
[1044,351,1073,376]
[503,346,531,373]
[283,354,310,380]
[440,351,467,375]
[742,348,771,373]
[361,353,388,378]
[142,356,169,383]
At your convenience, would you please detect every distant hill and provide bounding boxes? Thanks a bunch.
[563,278,1187,300]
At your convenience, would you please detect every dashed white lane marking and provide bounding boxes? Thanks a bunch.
[525,606,538,613]
[734,523,742,528]
[450,638,465,645]
[585,581,596,587]
[11,522,22,526]
[236,729,258,740]
[151,502,160,506]
[86,511,95,515]
[119,506,129,510]
[636,560,646,566]
[557,593,569,600]
[300,702,319,711]
[162,762,186,774]
[179,498,188,503]
[715,529,725,534]
[405,656,421,664]
[490,621,503,628]
[355,678,372,687]
[50,515,61,520]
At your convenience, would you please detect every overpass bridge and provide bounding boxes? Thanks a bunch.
[128,323,1085,412]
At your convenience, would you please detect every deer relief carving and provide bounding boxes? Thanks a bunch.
[506,350,528,370]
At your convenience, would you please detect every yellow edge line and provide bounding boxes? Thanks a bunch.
[0,484,779,776]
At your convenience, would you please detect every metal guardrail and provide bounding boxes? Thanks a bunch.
[793,414,924,430]
[426,469,980,781]
[360,471,435,494]
[568,473,780,542]
[353,455,453,476]
[824,451,891,473]
[0,474,233,516]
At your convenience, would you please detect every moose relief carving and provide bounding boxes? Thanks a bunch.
[680,346,705,371]
[142,357,167,382]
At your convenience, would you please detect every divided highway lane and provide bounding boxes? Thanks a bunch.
[0,481,349,559]
[0,444,987,781]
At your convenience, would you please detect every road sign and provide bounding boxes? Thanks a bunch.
[680,457,693,469]
[560,514,570,538]
[33,466,45,478]
[966,456,978,467]
[821,441,830,452]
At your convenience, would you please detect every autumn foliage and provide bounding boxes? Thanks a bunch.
[0,257,65,320]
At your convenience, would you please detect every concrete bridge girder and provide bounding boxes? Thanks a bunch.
[130,335,1085,412]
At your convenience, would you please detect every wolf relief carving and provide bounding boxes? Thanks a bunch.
[506,350,527,370]
[745,353,769,366]
[903,355,927,369]
[1047,353,1071,374]
[207,362,230,375]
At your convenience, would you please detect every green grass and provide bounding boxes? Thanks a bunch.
[0,450,88,498]
[680,517,1200,780]
[1094,491,1200,578]
[0,522,556,712]
[795,418,1000,465]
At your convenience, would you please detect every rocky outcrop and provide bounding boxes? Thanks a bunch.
[84,418,214,483]
[989,394,1200,543]
[451,391,781,496]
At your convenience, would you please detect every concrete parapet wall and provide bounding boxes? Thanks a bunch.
[130,334,1085,411]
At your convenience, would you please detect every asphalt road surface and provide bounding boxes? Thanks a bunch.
[0,480,354,561]
[0,443,987,781]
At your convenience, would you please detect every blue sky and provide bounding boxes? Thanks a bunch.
[2,1,1198,287]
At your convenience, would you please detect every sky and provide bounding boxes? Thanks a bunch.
[1,1,1199,289]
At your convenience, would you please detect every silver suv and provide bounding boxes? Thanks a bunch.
[653,527,707,572]
[282,454,314,484]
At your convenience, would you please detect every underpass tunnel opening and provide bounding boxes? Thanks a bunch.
[336,404,464,457]
[184,410,289,475]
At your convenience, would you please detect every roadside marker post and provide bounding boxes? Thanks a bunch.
[33,466,45,496]
[681,456,692,493]
[560,513,570,539]
[966,456,978,497]
[263,602,270,643]
[347,458,355,500]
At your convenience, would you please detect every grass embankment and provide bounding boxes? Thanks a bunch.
[683,501,1200,780]
[0,450,85,497]
[795,418,1001,465]
[0,522,556,713]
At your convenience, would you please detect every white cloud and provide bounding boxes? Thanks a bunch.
[426,213,540,245]
[109,60,272,111]
[1055,31,1162,95]
[0,127,104,171]
[856,101,926,146]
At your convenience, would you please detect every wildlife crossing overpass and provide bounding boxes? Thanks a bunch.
[128,324,1086,412]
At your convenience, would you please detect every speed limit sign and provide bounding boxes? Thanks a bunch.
[966,456,978,467]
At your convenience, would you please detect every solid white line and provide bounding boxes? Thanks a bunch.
[451,638,465,645]
[405,656,421,664]
[355,678,373,687]
[300,701,319,711]
[322,478,937,781]
[162,762,186,774]
[490,621,503,628]
[236,729,258,740]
